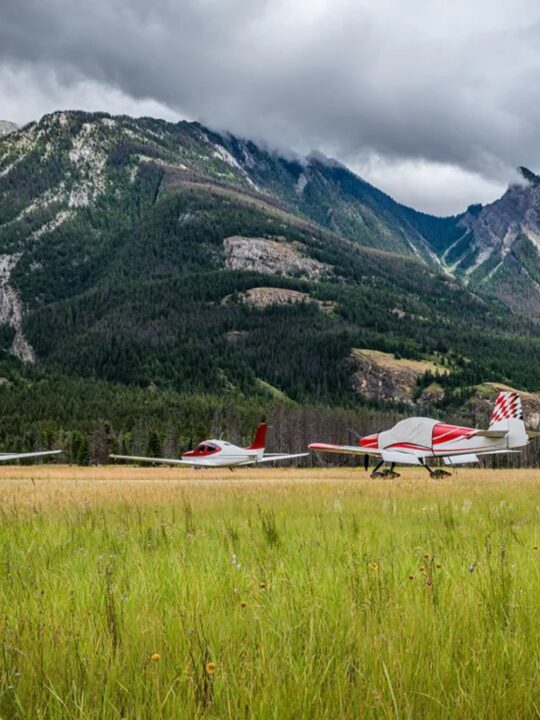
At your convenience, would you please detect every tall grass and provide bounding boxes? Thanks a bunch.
[1,467,540,718]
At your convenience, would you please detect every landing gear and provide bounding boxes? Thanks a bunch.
[370,459,385,478]
[370,461,400,479]
[419,459,451,479]
[430,468,452,479]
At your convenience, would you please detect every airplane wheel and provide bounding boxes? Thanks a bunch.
[432,469,452,479]
[375,469,401,479]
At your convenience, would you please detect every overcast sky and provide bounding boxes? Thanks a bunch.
[1,0,539,215]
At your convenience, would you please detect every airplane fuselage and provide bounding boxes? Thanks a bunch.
[182,440,263,467]
[360,417,528,459]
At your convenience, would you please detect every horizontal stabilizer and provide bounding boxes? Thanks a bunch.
[443,454,479,466]
[381,451,422,465]
[527,431,540,438]
[475,430,507,438]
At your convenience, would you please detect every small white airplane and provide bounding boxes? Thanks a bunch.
[310,391,539,478]
[0,450,62,463]
[110,423,307,469]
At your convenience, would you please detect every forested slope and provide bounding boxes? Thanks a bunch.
[1,110,540,462]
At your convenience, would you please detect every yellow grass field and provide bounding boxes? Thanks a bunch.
[2,466,540,719]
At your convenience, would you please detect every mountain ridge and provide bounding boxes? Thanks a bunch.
[0,109,540,411]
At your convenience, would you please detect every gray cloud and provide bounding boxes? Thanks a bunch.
[1,0,539,214]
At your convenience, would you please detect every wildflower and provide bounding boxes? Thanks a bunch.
[368,562,379,571]
[408,575,415,580]
[206,662,216,675]
[534,546,538,551]
[232,554,237,565]
[240,600,247,608]
[419,565,426,573]
[426,579,432,587]
[259,581,267,589]
[435,563,442,569]
[423,553,430,560]
[469,562,476,573]
[151,653,161,662]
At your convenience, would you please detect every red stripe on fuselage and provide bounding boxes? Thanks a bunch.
[432,423,476,445]
[386,442,431,452]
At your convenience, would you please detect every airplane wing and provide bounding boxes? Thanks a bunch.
[309,443,380,456]
[380,450,424,465]
[475,430,508,438]
[110,454,196,466]
[443,454,479,466]
[239,452,309,466]
[0,450,63,462]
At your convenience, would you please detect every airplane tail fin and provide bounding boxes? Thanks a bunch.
[489,391,527,448]
[489,391,524,427]
[248,423,267,450]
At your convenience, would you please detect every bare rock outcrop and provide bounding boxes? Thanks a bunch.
[350,349,447,405]
[223,286,335,312]
[0,254,35,363]
[223,236,331,279]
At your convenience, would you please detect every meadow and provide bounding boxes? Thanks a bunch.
[1,466,540,719]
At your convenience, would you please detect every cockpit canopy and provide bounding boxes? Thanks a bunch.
[194,442,220,454]
[379,418,438,451]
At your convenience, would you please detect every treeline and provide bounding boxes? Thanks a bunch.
[0,369,538,468]
[0,371,405,465]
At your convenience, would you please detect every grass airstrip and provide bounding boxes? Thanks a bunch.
[1,466,540,719]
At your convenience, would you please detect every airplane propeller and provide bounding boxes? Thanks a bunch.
[348,428,369,471]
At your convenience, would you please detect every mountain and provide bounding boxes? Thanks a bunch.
[0,121,18,137]
[0,109,540,459]
[423,167,540,316]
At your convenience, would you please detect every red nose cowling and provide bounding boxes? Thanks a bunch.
[360,433,379,449]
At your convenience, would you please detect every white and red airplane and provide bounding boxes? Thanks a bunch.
[111,423,307,469]
[310,391,539,478]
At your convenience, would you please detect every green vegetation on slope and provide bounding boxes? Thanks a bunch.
[2,111,540,459]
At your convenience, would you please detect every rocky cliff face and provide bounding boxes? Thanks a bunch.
[349,349,448,406]
[0,254,35,363]
[436,167,540,315]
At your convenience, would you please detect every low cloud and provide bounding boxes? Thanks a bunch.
[1,0,539,214]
